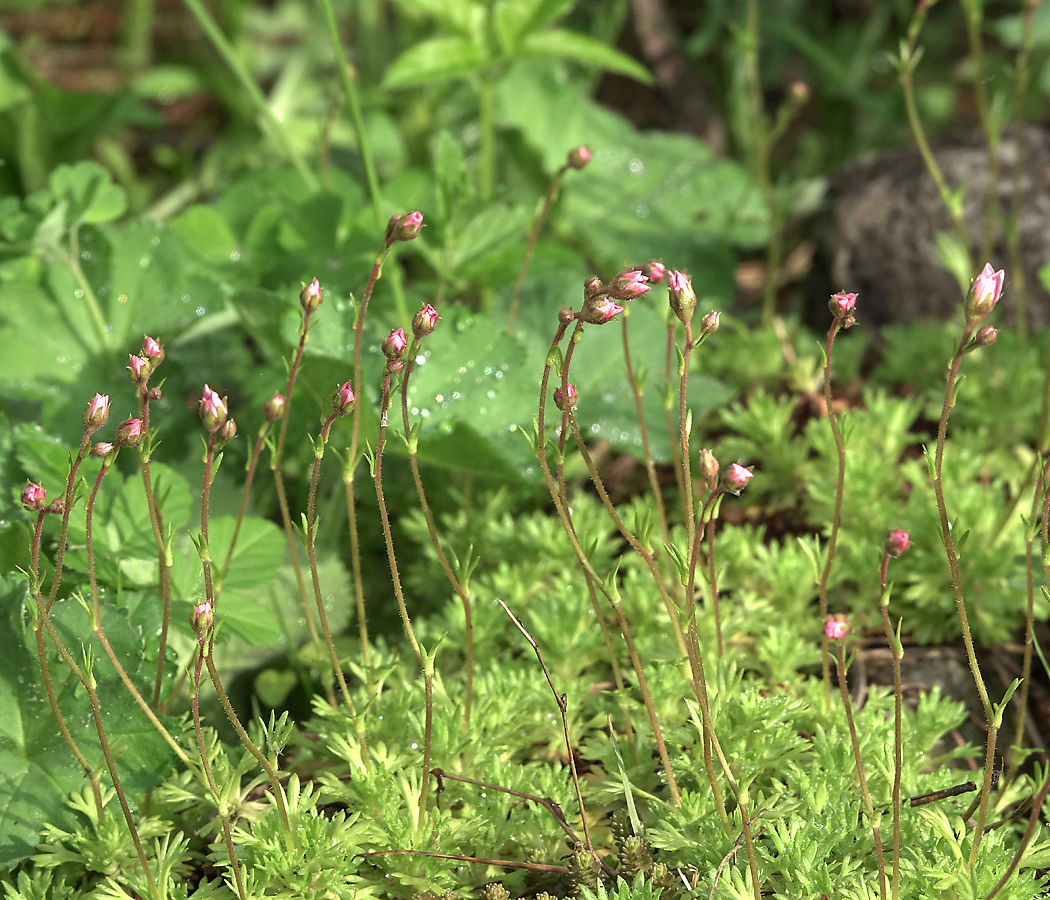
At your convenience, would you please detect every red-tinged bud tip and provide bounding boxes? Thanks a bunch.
[128,354,152,385]
[264,394,285,422]
[382,328,408,359]
[217,418,238,443]
[300,278,323,312]
[965,263,1005,326]
[387,211,424,244]
[700,310,720,336]
[699,448,719,481]
[608,269,650,303]
[568,146,592,170]
[115,418,143,448]
[553,384,578,411]
[83,393,110,433]
[91,442,115,459]
[642,260,666,284]
[668,270,697,324]
[721,462,753,495]
[412,303,439,339]
[142,336,164,364]
[192,601,214,633]
[199,384,228,431]
[825,615,850,640]
[829,291,857,319]
[580,297,626,325]
[332,382,355,415]
[886,529,912,558]
[21,482,46,511]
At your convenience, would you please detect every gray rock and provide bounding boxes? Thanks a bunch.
[814,126,1050,329]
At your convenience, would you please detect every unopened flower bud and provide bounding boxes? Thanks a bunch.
[115,418,143,447]
[975,325,998,347]
[825,615,850,640]
[568,146,592,170]
[699,310,720,336]
[128,354,152,386]
[382,328,408,359]
[332,382,355,415]
[21,482,46,511]
[829,291,857,319]
[668,270,697,324]
[699,448,719,481]
[580,297,626,325]
[82,393,110,433]
[721,462,753,495]
[412,303,439,339]
[147,387,162,402]
[789,81,810,104]
[264,393,285,422]
[217,418,238,443]
[885,529,912,558]
[554,384,578,411]
[965,262,1004,326]
[387,211,424,243]
[642,260,666,284]
[91,442,115,459]
[300,278,322,312]
[558,307,576,325]
[142,336,165,365]
[199,384,228,431]
[583,276,603,302]
[608,269,650,302]
[192,601,214,633]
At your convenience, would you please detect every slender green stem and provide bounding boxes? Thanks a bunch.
[178,0,317,190]
[833,640,888,900]
[66,228,113,354]
[477,76,495,203]
[818,320,847,707]
[878,554,903,900]
[217,420,272,593]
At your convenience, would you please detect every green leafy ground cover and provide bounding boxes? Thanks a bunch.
[1,1,1050,898]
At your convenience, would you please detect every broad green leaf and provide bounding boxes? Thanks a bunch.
[392,0,483,39]
[48,161,127,226]
[492,0,575,52]
[382,36,486,88]
[170,205,239,265]
[207,515,285,595]
[518,29,654,84]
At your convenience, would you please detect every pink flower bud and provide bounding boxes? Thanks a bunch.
[387,211,424,243]
[199,384,228,431]
[721,462,753,495]
[668,270,697,324]
[886,529,912,558]
[21,482,46,511]
[91,442,115,458]
[583,276,604,301]
[82,393,110,433]
[332,382,355,415]
[382,328,408,359]
[974,325,998,348]
[147,387,162,402]
[608,269,650,302]
[568,146,592,170]
[829,291,857,319]
[412,303,439,339]
[264,393,285,422]
[642,260,666,284]
[192,601,214,633]
[115,418,143,447]
[580,297,626,325]
[142,336,164,364]
[825,615,850,640]
[300,278,323,312]
[965,263,1004,326]
[553,383,578,411]
[699,448,719,481]
[128,354,152,385]
[700,310,720,336]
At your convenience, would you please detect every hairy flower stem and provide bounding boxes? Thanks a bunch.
[205,652,292,840]
[34,591,160,898]
[85,458,189,765]
[272,307,325,661]
[133,388,176,709]
[538,324,680,806]
[497,599,597,857]
[45,436,91,613]
[191,641,247,900]
[401,341,475,727]
[932,328,996,868]
[833,641,888,900]
[374,371,433,833]
[344,246,394,706]
[878,555,904,900]
[504,162,570,334]
[678,321,696,546]
[817,319,848,707]
[306,413,364,725]
[664,320,686,502]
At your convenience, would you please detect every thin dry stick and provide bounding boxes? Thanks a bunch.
[496,598,596,857]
